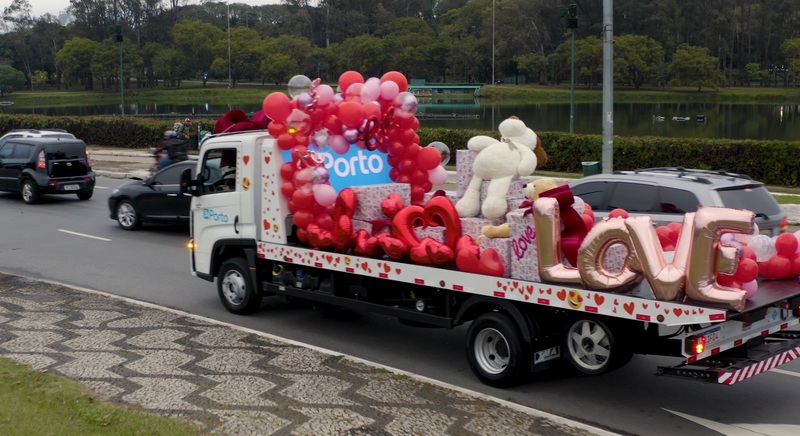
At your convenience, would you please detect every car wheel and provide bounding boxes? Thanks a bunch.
[116,200,141,230]
[218,258,262,315]
[21,179,40,204]
[466,312,530,388]
[563,316,633,375]
[77,190,93,200]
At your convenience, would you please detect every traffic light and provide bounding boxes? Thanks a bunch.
[568,4,578,29]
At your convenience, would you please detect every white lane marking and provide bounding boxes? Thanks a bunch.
[664,409,800,436]
[94,186,110,190]
[57,229,111,242]
[771,368,800,378]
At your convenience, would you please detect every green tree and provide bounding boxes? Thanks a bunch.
[614,34,664,89]
[172,20,225,86]
[30,70,48,89]
[335,34,387,78]
[259,53,299,85]
[781,38,800,87]
[0,65,26,96]
[668,44,723,91]
[55,37,100,90]
[212,27,262,86]
[152,48,190,87]
[743,62,764,86]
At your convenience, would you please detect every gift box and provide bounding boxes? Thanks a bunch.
[351,183,411,221]
[424,190,459,205]
[480,179,528,202]
[507,209,540,282]
[480,237,512,277]
[461,217,505,239]
[352,219,392,236]
[456,149,479,197]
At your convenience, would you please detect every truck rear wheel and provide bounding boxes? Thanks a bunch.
[218,258,262,315]
[466,312,529,388]
[563,316,632,375]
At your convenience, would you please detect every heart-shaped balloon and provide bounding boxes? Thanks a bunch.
[352,230,383,257]
[477,248,506,277]
[426,239,455,266]
[376,234,408,260]
[307,224,335,250]
[334,215,353,252]
[392,196,461,251]
[456,235,480,257]
[335,188,357,218]
[381,192,405,218]
[456,247,480,273]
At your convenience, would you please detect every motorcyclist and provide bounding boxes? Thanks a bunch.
[155,124,190,170]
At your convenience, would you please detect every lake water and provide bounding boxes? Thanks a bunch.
[4,100,799,141]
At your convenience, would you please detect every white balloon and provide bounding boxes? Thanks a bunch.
[287,75,312,98]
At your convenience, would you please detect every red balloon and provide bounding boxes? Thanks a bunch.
[323,114,343,134]
[280,181,295,199]
[381,193,405,218]
[791,253,800,276]
[279,162,295,181]
[734,257,759,283]
[716,273,736,287]
[381,71,408,92]
[268,121,287,137]
[417,146,441,171]
[411,185,425,203]
[775,233,799,257]
[295,228,308,243]
[262,92,292,122]
[768,254,792,279]
[742,246,757,261]
[411,169,428,185]
[287,199,298,214]
[315,213,334,231]
[656,226,675,250]
[758,261,772,279]
[338,101,364,128]
[389,167,400,181]
[582,213,594,231]
[608,208,629,219]
[667,222,682,234]
[292,189,314,209]
[387,141,406,157]
[405,143,420,159]
[293,209,313,229]
[338,70,365,94]
[294,134,309,147]
[277,133,296,150]
[362,102,382,121]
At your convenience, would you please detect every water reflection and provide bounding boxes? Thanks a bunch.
[3,100,798,141]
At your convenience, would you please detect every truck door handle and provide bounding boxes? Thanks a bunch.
[234,215,239,234]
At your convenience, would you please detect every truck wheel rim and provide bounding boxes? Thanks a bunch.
[567,320,610,372]
[118,203,135,227]
[221,270,246,305]
[473,328,509,375]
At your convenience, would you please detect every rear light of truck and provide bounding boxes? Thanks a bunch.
[187,240,195,250]
[688,335,706,355]
[781,217,788,232]
[85,150,92,166]
[37,150,46,169]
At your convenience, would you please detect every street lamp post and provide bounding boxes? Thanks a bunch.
[227,2,232,88]
[491,0,495,86]
[568,4,577,134]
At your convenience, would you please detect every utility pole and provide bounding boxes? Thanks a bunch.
[228,2,232,88]
[602,0,613,173]
[568,4,577,134]
[114,0,124,117]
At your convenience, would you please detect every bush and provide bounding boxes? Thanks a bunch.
[4,114,799,186]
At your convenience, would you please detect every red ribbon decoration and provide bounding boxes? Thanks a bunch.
[538,184,588,267]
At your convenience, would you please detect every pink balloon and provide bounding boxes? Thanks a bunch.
[428,166,447,185]
[262,92,292,122]
[316,84,334,106]
[380,81,400,101]
[360,79,381,102]
[345,83,363,102]
[742,279,758,299]
[313,184,337,207]
[329,135,349,154]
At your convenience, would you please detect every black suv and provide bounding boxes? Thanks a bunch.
[0,136,95,204]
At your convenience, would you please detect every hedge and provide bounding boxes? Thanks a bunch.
[3,114,799,187]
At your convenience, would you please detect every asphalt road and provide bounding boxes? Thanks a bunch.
[1,176,800,436]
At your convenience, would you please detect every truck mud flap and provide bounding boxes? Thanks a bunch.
[656,332,800,385]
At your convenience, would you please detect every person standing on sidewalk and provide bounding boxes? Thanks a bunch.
[182,118,199,150]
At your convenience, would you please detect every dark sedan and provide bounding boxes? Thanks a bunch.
[108,160,196,230]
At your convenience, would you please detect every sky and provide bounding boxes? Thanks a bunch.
[27,1,284,20]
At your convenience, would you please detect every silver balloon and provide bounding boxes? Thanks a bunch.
[427,141,451,166]
[287,75,312,98]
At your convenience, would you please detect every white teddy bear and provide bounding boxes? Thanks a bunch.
[455,117,541,219]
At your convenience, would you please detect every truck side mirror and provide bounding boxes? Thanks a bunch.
[180,167,197,196]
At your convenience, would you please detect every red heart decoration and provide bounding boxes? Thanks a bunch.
[352,230,382,257]
[624,302,635,315]
[381,193,405,218]
[477,248,505,277]
[557,290,567,301]
[376,234,408,260]
[334,215,353,252]
[425,239,455,266]
[306,224,335,250]
[393,196,461,251]
[243,155,250,165]
[594,294,605,305]
[335,188,357,218]
[456,248,480,273]
[265,156,271,164]
[456,235,479,257]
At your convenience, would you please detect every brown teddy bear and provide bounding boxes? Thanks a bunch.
[480,178,559,238]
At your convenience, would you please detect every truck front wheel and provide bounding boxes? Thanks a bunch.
[563,316,632,375]
[218,258,262,315]
[466,312,530,388]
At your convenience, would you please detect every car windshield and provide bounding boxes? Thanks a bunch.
[717,185,782,215]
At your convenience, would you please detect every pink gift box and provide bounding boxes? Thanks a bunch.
[417,226,447,244]
[351,183,411,221]
[424,190,459,205]
[460,217,504,239]
[480,237,512,277]
[507,209,540,282]
[456,149,479,197]
[352,219,391,236]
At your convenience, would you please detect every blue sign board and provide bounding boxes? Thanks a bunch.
[281,145,392,192]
